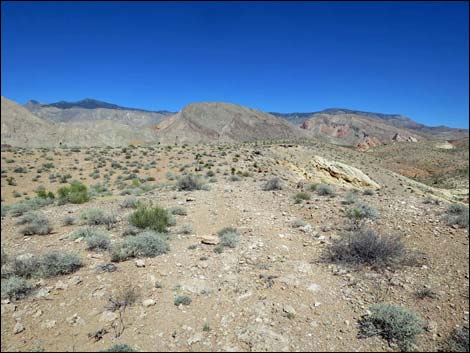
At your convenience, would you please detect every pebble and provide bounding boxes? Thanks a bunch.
[143,299,156,307]
[135,259,146,268]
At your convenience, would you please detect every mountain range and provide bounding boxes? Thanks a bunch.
[1,97,467,148]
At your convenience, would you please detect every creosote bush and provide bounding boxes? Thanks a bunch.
[57,180,90,204]
[129,204,170,233]
[358,303,424,351]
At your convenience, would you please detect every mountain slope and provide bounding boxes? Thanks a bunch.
[154,102,309,143]
[24,99,173,128]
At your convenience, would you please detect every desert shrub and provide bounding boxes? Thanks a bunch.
[291,219,307,228]
[111,231,169,262]
[35,186,55,199]
[102,344,137,352]
[443,203,469,228]
[1,204,9,218]
[327,229,407,268]
[57,181,90,204]
[122,225,140,237]
[37,251,83,278]
[86,233,111,251]
[414,287,438,300]
[120,196,140,209]
[129,205,170,233]
[8,254,38,278]
[316,184,334,196]
[1,276,32,300]
[230,175,241,182]
[342,190,358,205]
[346,202,378,223]
[262,177,283,191]
[358,304,424,351]
[80,208,117,228]
[17,212,53,236]
[179,223,193,235]
[294,191,310,204]
[62,215,76,226]
[206,170,215,177]
[363,189,375,196]
[70,227,102,240]
[169,206,187,216]
[423,197,440,205]
[174,295,192,306]
[217,227,239,249]
[176,174,206,191]
[9,197,54,217]
[442,326,469,352]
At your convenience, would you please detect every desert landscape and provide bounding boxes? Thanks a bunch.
[1,96,469,352]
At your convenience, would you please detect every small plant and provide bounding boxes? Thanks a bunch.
[8,254,38,278]
[120,196,140,209]
[294,191,310,204]
[345,202,378,226]
[62,215,76,226]
[17,212,53,236]
[174,295,192,306]
[442,326,469,352]
[262,177,283,191]
[176,174,206,191]
[414,287,438,300]
[443,203,469,228]
[179,223,193,235]
[363,189,375,196]
[327,229,408,269]
[1,276,32,300]
[358,304,424,351]
[203,322,210,332]
[291,219,307,228]
[86,233,111,251]
[342,190,358,205]
[102,344,137,352]
[80,208,105,225]
[37,251,83,278]
[216,227,239,250]
[316,184,334,196]
[111,231,169,262]
[129,205,170,232]
[169,206,187,216]
[230,175,241,182]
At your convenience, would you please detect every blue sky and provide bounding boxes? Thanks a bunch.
[1,1,468,128]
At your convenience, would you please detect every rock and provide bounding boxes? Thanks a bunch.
[135,259,146,268]
[70,276,82,285]
[55,280,68,290]
[66,313,84,326]
[100,311,118,322]
[187,332,203,345]
[200,236,219,245]
[143,299,156,307]
[35,287,52,298]
[307,283,321,292]
[283,305,296,317]
[32,309,43,318]
[41,320,56,329]
[13,322,25,334]
[299,224,312,233]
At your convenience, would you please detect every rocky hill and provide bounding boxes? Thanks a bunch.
[272,108,468,149]
[154,102,309,143]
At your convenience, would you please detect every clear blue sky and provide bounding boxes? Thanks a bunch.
[2,1,469,128]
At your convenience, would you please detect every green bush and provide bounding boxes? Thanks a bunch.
[358,304,424,351]
[443,326,469,352]
[346,202,378,222]
[37,251,83,278]
[294,192,310,204]
[111,231,169,262]
[57,181,90,204]
[129,205,170,232]
[1,276,32,300]
[169,206,187,216]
